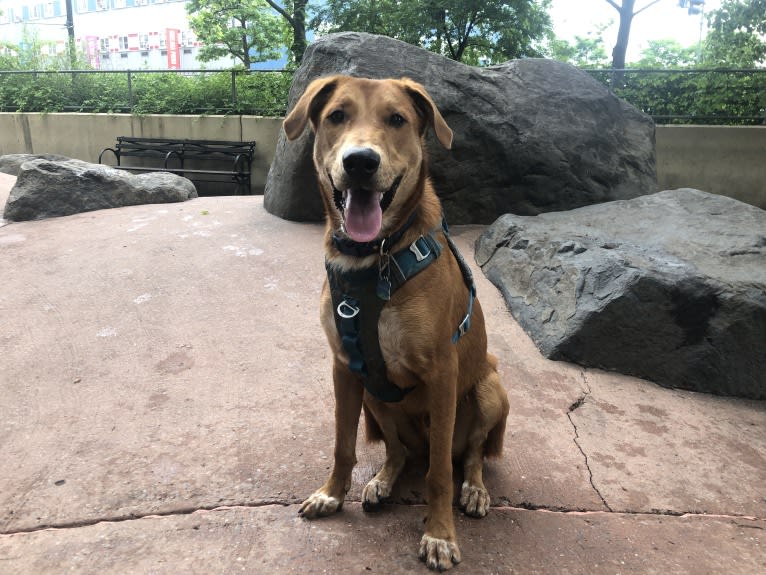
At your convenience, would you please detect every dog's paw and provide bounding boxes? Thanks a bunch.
[298,491,342,519]
[361,477,391,512]
[460,480,490,518]
[419,534,461,571]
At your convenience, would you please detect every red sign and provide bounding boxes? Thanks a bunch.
[85,36,100,69]
[166,28,180,69]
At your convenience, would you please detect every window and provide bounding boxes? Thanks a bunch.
[31,4,43,19]
[77,0,89,12]
[139,34,149,50]
[119,36,129,51]
[100,38,110,52]
[44,2,54,17]
[181,31,195,47]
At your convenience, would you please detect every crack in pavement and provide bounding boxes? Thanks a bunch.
[2,501,763,537]
[567,371,613,513]
[0,499,302,536]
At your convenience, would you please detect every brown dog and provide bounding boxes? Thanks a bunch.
[283,75,509,571]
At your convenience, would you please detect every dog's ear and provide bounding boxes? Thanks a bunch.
[401,79,453,150]
[283,76,342,141]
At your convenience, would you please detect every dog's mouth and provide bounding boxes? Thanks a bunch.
[331,175,403,243]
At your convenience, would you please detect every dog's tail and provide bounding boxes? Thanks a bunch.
[484,415,507,459]
[483,353,509,459]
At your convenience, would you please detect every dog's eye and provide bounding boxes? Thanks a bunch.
[328,110,345,124]
[389,113,406,128]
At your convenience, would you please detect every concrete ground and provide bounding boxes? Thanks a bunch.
[0,173,764,574]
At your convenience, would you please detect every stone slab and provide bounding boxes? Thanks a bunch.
[1,176,764,572]
[1,504,763,575]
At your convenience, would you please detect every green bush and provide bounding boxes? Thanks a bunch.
[0,69,293,116]
[587,69,766,125]
[0,67,763,123]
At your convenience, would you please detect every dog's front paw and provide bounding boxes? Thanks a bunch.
[361,477,391,511]
[298,490,343,519]
[419,534,461,571]
[460,480,490,518]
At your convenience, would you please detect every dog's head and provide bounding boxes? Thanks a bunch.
[284,76,452,243]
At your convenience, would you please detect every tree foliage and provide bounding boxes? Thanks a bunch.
[186,0,285,68]
[548,23,611,68]
[0,26,90,71]
[312,0,553,65]
[704,0,766,67]
[263,0,309,65]
[633,39,697,68]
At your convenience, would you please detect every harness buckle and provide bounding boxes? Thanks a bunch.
[409,237,431,262]
[458,314,471,337]
[337,299,360,319]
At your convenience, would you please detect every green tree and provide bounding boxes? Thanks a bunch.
[0,26,89,70]
[549,23,611,68]
[703,0,766,66]
[631,38,697,67]
[605,0,664,69]
[186,0,284,68]
[312,0,553,65]
[263,0,309,65]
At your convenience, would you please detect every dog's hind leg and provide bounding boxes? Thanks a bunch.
[361,400,407,511]
[459,364,509,518]
[299,362,364,518]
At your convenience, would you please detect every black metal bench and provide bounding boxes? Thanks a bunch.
[98,137,256,195]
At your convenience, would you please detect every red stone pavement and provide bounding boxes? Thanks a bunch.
[0,174,763,574]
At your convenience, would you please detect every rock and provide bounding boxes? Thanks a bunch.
[265,32,656,224]
[0,153,71,176]
[475,188,766,399]
[3,159,198,222]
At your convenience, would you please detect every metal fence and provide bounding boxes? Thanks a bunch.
[0,68,293,116]
[1,67,764,124]
[585,68,766,125]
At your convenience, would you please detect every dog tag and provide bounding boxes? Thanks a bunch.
[377,276,392,300]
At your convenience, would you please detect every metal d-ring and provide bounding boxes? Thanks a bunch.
[337,299,360,319]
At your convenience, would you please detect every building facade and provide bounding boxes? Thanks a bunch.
[0,0,268,69]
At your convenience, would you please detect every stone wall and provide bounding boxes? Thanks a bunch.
[0,113,764,209]
[0,113,282,195]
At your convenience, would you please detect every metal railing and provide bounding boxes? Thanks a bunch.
[585,68,766,125]
[1,67,764,124]
[0,68,293,116]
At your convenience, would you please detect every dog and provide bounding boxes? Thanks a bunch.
[283,75,510,571]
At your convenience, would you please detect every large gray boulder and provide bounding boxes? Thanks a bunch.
[476,189,766,399]
[4,158,198,221]
[265,32,657,224]
[0,153,71,176]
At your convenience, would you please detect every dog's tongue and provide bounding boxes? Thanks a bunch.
[344,189,382,243]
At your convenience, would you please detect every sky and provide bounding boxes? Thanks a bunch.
[549,0,722,62]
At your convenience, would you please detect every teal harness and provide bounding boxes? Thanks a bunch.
[326,216,475,403]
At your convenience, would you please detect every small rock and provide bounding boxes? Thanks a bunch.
[3,158,197,221]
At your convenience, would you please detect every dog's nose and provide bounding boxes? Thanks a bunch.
[342,147,380,180]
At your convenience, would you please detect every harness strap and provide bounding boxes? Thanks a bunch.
[328,264,415,402]
[327,217,476,403]
[441,222,476,343]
